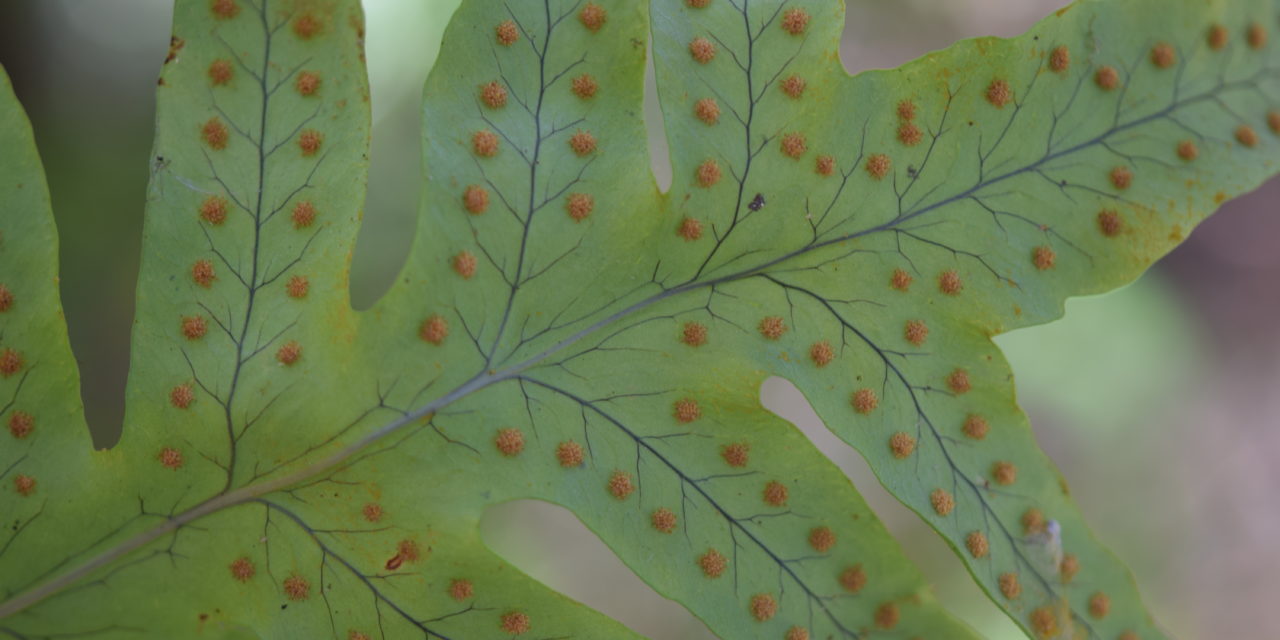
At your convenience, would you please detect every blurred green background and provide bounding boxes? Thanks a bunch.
[2,1,1277,638]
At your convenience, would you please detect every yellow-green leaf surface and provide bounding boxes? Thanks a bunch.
[2,0,1278,638]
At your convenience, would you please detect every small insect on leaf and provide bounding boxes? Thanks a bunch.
[747,193,766,212]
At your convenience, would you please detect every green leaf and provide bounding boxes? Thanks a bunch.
[1,0,1277,638]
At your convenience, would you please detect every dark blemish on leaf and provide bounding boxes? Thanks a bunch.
[1095,65,1119,90]
[229,557,254,582]
[295,71,320,96]
[992,461,1017,485]
[999,573,1021,599]
[608,470,634,499]
[453,251,477,278]
[276,341,301,365]
[463,185,490,214]
[159,447,184,470]
[473,130,499,157]
[298,129,323,156]
[181,315,207,340]
[986,79,1012,108]
[13,474,35,496]
[965,531,989,558]
[8,411,33,438]
[889,432,915,458]
[202,118,229,149]
[1236,124,1259,147]
[938,269,963,295]
[571,74,598,99]
[808,526,835,552]
[930,488,954,516]
[651,507,677,533]
[211,0,239,19]
[758,316,786,340]
[286,275,309,298]
[762,480,788,506]
[1049,45,1070,72]
[283,575,310,600]
[1089,592,1111,618]
[1177,139,1198,161]
[809,340,833,366]
[696,159,721,187]
[480,81,507,109]
[904,320,928,346]
[694,98,720,125]
[496,20,519,46]
[1110,166,1133,189]
[1097,209,1123,236]
[682,322,708,346]
[673,398,701,423]
[750,593,778,621]
[721,442,749,467]
[1030,607,1058,637]
[1248,22,1268,49]
[192,259,216,287]
[689,37,716,63]
[0,349,23,378]
[556,441,584,467]
[1150,42,1175,68]
[1060,554,1079,582]
[780,133,807,158]
[207,174,247,215]
[678,217,703,241]
[946,368,971,394]
[851,388,878,414]
[839,565,866,592]
[1208,24,1229,50]
[781,75,806,98]
[395,540,421,565]
[170,385,194,410]
[362,503,383,522]
[963,414,989,439]
[874,603,899,629]
[579,3,607,31]
[495,428,524,456]
[865,153,891,179]
[419,315,449,345]
[449,579,473,601]
[565,193,594,221]
[208,59,232,85]
[293,15,321,40]
[292,201,317,228]
[748,193,766,211]
[898,122,922,146]
[699,548,727,578]
[815,154,835,176]
[1032,245,1056,270]
[569,131,596,155]
[780,8,809,35]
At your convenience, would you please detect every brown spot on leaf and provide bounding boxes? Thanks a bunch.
[1110,166,1133,189]
[946,368,972,394]
[292,201,317,228]
[992,461,1017,485]
[556,441,584,467]
[682,322,707,346]
[283,575,310,600]
[181,315,207,340]
[694,98,720,125]
[999,573,1022,599]
[750,593,778,621]
[276,341,301,365]
[362,503,383,522]
[285,275,309,299]
[229,557,254,582]
[897,100,917,121]
[420,315,449,345]
[608,470,634,499]
[452,251,477,279]
[851,388,878,414]
[495,428,524,457]
[296,71,320,96]
[578,3,607,31]
[569,131,597,155]
[1089,592,1111,618]
[1248,22,1268,49]
[898,122,922,146]
[780,132,807,158]
[293,14,321,39]
[966,531,989,558]
[473,130,499,157]
[500,611,530,634]
[159,446,184,470]
[496,20,519,46]
[938,269,963,295]
[889,432,916,458]
[1269,111,1280,135]
[904,320,928,346]
[874,603,899,629]
[0,284,11,312]
[963,414,989,439]
[1095,65,1120,90]
[298,129,323,156]
[651,507,677,533]
[1150,42,1175,68]
[211,0,239,19]
[8,411,34,438]
[208,59,233,85]
[689,37,716,63]
[1022,508,1046,534]
[699,548,726,578]
[1097,209,1123,237]
[815,154,834,176]
[763,480,788,506]
[808,526,836,552]
[758,316,786,340]
[0,349,23,378]
[1032,245,1056,270]
[1237,124,1259,147]
[930,488,954,516]
[192,260,216,287]
[722,442,749,467]
[571,74,597,99]
[13,474,35,496]
[865,153,891,179]
[891,268,913,291]
[696,159,721,187]
[1030,607,1058,638]
[674,398,701,423]
[780,8,809,35]
[809,340,834,367]
[1060,553,1080,582]
[839,565,866,592]
[678,217,703,241]
[449,579,473,601]
[170,385,194,410]
[781,74,806,98]
[1177,139,1198,161]
[202,118,229,149]
[565,193,594,222]
[463,185,489,214]
[785,627,809,640]
[986,79,1012,108]
[1049,45,1070,72]
[1208,24,1229,50]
